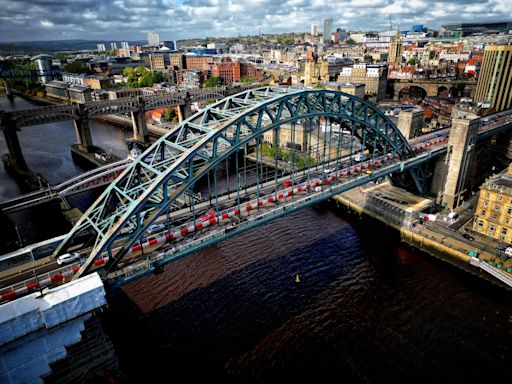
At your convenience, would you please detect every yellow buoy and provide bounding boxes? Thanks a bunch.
[295,274,301,284]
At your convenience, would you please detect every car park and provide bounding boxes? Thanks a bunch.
[57,252,81,265]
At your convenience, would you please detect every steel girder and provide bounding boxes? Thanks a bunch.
[52,86,414,279]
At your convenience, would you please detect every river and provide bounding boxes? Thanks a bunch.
[1,96,511,383]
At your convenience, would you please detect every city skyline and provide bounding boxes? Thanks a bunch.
[0,0,511,42]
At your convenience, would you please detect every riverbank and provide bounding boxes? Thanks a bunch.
[333,181,512,290]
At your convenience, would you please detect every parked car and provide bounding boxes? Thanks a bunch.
[57,252,81,265]
[323,167,336,174]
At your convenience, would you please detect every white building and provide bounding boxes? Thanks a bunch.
[311,24,318,37]
[121,41,130,49]
[147,32,160,47]
[110,42,117,50]
[96,43,106,52]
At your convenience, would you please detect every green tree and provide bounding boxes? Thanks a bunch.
[152,71,165,83]
[138,72,154,87]
[164,108,178,122]
[204,76,223,88]
[123,67,134,77]
[63,61,92,74]
[134,66,148,75]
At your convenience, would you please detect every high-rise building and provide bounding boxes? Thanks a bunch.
[33,55,52,84]
[147,32,160,47]
[110,42,117,51]
[323,19,333,43]
[311,24,318,36]
[388,29,403,64]
[97,43,106,52]
[121,41,130,49]
[475,45,512,112]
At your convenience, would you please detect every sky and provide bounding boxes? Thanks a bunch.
[0,0,511,42]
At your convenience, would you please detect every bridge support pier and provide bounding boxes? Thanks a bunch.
[178,95,192,123]
[3,81,13,100]
[2,120,28,172]
[438,117,480,209]
[130,110,149,144]
[73,118,94,153]
[397,109,424,139]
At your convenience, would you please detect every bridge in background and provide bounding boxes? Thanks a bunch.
[1,86,511,302]
[0,83,261,174]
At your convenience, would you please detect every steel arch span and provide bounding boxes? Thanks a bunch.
[53,86,415,280]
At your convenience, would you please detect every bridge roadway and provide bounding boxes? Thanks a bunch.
[0,131,451,299]
[1,102,511,300]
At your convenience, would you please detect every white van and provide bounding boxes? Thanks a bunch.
[505,247,512,258]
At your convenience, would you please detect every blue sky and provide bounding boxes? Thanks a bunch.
[0,0,511,42]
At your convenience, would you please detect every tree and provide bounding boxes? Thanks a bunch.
[138,72,154,87]
[164,108,178,122]
[123,67,134,77]
[63,61,92,74]
[152,71,165,83]
[204,76,223,88]
[134,66,148,75]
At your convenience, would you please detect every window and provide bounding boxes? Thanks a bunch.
[492,213,499,221]
[483,201,488,208]
[478,219,484,228]
[481,209,486,216]
[500,228,508,240]
[497,195,503,202]
[489,224,496,234]
[493,204,501,211]
[507,207,512,215]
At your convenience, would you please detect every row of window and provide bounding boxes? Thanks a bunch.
[476,218,509,240]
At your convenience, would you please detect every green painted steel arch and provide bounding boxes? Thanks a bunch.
[53,86,414,278]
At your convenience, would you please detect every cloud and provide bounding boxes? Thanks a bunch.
[40,19,54,28]
[0,0,510,42]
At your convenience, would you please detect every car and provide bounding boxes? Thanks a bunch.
[462,233,475,241]
[354,153,367,162]
[365,170,373,175]
[323,167,336,174]
[496,245,507,253]
[57,252,81,265]
[147,223,165,234]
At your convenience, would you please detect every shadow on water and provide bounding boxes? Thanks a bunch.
[102,205,512,383]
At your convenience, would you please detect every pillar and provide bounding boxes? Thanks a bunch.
[397,109,424,139]
[178,101,192,123]
[440,117,480,209]
[4,81,13,100]
[73,118,93,153]
[2,116,28,171]
[130,110,149,143]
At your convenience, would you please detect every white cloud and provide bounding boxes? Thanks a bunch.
[0,0,510,41]
[40,19,54,28]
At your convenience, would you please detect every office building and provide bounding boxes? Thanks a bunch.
[475,45,512,112]
[475,45,512,111]
[323,19,333,43]
[473,164,512,244]
[32,55,53,84]
[110,42,117,51]
[121,42,130,49]
[97,43,106,52]
[212,61,241,84]
[147,32,160,47]
[311,24,318,36]
[337,63,388,100]
[440,21,512,37]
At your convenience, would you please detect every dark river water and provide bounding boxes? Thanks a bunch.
[1,96,511,383]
